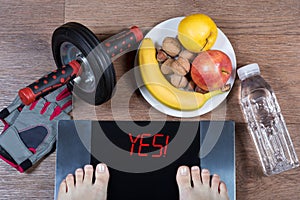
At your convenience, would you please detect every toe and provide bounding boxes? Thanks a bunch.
[57,179,67,200]
[83,165,94,184]
[75,168,84,185]
[95,163,110,188]
[59,179,67,193]
[211,174,220,192]
[65,174,75,192]
[201,169,210,186]
[176,166,192,191]
[219,181,229,198]
[191,166,201,187]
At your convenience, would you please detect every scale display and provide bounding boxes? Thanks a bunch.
[55,120,235,200]
[128,133,170,157]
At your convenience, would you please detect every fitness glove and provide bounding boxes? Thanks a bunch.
[0,85,72,172]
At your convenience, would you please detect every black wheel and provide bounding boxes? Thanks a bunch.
[52,22,116,105]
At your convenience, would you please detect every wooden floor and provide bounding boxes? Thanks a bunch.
[0,0,299,199]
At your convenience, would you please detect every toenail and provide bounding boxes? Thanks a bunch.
[213,174,219,178]
[84,165,93,170]
[97,164,106,173]
[180,167,188,176]
[191,166,199,171]
[202,169,209,173]
[76,168,83,173]
[66,174,73,179]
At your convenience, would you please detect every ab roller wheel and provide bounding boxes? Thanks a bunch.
[52,22,116,105]
[19,22,143,105]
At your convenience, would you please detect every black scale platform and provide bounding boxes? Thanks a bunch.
[55,120,235,200]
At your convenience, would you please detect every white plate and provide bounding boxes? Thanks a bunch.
[136,17,236,118]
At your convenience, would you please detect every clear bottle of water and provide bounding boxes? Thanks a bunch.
[237,63,299,176]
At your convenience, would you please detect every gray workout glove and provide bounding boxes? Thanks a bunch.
[0,85,72,172]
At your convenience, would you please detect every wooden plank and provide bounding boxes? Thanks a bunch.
[0,0,64,199]
[0,153,56,199]
[0,0,65,107]
[191,0,300,35]
[0,33,58,108]
[65,0,300,35]
[0,0,65,34]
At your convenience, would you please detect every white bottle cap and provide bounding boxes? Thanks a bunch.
[237,63,261,81]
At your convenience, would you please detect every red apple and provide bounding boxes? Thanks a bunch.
[191,50,232,91]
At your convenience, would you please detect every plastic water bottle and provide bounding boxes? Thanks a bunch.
[237,63,299,176]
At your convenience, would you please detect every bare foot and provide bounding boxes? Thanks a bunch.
[57,163,110,200]
[176,166,229,200]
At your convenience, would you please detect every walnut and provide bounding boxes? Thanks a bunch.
[160,58,174,75]
[179,50,196,62]
[162,37,181,57]
[170,74,188,88]
[171,57,190,76]
[157,49,169,62]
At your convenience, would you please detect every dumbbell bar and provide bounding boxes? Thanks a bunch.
[19,25,143,105]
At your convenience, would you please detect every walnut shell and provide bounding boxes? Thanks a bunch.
[170,74,188,88]
[162,37,181,57]
[179,50,196,62]
[157,49,168,62]
[171,57,190,75]
[160,58,174,75]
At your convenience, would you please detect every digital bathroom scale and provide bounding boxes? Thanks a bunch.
[55,120,235,200]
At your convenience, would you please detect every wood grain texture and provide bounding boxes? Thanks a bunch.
[0,0,299,199]
[235,123,300,200]
[0,0,65,109]
[0,0,65,34]
[0,0,64,199]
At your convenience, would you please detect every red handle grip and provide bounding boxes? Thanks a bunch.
[103,26,143,59]
[19,60,81,105]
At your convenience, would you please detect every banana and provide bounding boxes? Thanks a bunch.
[138,38,226,111]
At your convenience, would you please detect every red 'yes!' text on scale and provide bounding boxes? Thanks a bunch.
[128,133,170,158]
